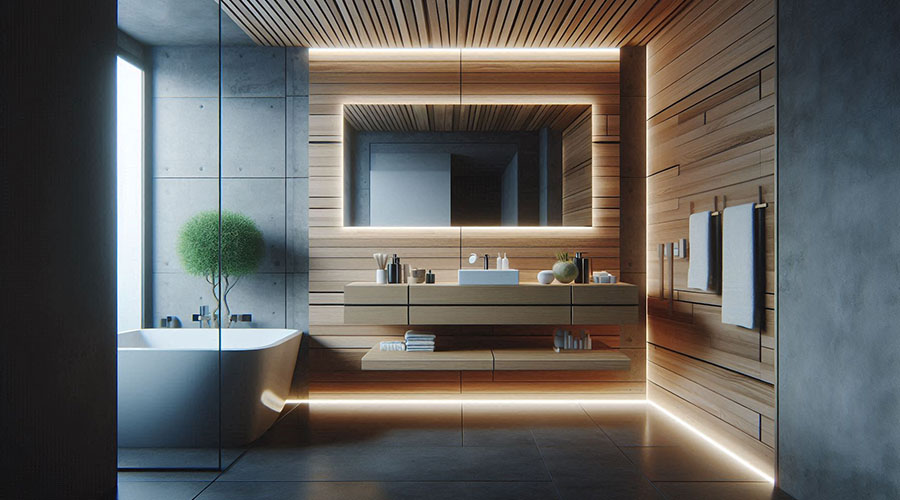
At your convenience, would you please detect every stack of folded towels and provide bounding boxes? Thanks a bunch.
[404,330,436,352]
[379,340,406,351]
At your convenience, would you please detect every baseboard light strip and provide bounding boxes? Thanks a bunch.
[282,398,774,484]
[648,401,775,484]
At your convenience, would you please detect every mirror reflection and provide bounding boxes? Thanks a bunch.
[344,104,593,227]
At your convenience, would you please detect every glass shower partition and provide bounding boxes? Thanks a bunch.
[216,7,309,468]
[115,0,224,469]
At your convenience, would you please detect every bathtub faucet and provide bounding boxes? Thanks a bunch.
[192,305,212,328]
[229,313,252,327]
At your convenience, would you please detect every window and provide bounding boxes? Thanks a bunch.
[117,56,144,332]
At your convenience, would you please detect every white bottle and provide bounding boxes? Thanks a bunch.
[501,252,509,270]
[496,253,502,269]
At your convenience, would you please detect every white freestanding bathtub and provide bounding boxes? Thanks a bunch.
[117,328,302,448]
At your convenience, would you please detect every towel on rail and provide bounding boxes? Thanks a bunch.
[721,203,757,329]
[687,211,714,291]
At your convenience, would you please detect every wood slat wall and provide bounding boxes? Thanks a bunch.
[344,104,588,132]
[220,0,692,48]
[562,108,592,226]
[645,0,776,475]
[308,48,637,395]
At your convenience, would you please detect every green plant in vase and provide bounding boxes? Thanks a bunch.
[177,210,263,327]
[553,252,578,284]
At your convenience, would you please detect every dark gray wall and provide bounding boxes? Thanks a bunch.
[1,1,117,499]
[501,152,519,226]
[150,46,309,331]
[778,1,900,498]
[347,130,543,226]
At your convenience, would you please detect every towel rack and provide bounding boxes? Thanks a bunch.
[657,242,675,311]
[710,187,768,217]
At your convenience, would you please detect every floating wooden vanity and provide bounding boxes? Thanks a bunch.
[343,282,640,326]
[361,347,630,371]
[346,281,639,372]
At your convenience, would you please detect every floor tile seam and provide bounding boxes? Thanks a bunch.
[207,479,557,483]
[575,401,645,464]
[651,479,773,484]
[619,445,681,449]
[460,402,464,446]
[529,433,565,500]
[191,479,217,500]
[118,479,215,483]
[577,403,667,499]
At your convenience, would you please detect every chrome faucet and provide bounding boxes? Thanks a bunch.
[192,305,212,328]
[483,254,490,270]
[229,313,252,327]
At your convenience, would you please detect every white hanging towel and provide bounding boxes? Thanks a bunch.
[721,203,757,329]
[687,211,714,291]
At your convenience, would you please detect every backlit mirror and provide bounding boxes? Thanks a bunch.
[343,104,593,227]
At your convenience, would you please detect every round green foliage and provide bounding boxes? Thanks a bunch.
[177,210,264,278]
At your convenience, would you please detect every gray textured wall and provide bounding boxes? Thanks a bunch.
[150,46,309,331]
[778,1,900,498]
[1,1,117,498]
[347,130,542,226]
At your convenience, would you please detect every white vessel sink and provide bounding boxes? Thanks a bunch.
[457,269,519,285]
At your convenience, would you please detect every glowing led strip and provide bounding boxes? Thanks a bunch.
[309,48,619,55]
[284,398,643,405]
[282,398,775,484]
[648,401,775,483]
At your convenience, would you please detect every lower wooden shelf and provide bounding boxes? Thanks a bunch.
[361,348,493,371]
[360,346,630,371]
[492,348,631,371]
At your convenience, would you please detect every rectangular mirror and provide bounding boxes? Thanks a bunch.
[343,104,593,227]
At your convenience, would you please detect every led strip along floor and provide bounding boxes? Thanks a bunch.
[281,398,775,484]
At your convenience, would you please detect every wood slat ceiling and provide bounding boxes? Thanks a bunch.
[344,104,589,132]
[221,0,692,47]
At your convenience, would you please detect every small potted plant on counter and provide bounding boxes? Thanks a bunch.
[177,210,263,327]
[553,252,578,284]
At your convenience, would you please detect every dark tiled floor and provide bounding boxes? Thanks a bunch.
[118,401,789,500]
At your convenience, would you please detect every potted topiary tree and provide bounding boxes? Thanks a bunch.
[177,210,264,327]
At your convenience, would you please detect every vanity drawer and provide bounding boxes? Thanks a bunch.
[572,283,639,305]
[344,283,408,305]
[572,305,639,325]
[409,306,571,325]
[409,284,570,305]
[343,306,408,325]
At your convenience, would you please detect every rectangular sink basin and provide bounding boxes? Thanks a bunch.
[458,269,519,285]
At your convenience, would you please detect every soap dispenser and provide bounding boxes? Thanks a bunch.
[573,252,585,283]
[496,253,502,270]
[501,252,509,270]
[387,254,400,284]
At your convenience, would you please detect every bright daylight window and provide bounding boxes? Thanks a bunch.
[117,56,143,332]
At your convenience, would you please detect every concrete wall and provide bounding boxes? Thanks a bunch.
[778,1,900,498]
[370,149,451,226]
[1,1,118,498]
[150,46,309,331]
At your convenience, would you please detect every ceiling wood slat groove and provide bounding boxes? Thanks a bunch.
[220,0,691,47]
[344,104,591,132]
